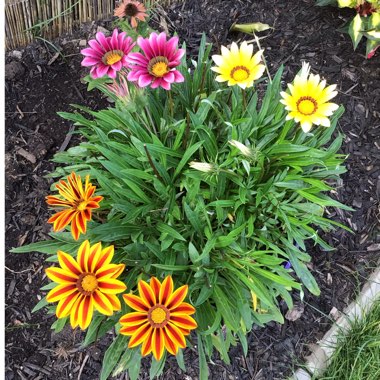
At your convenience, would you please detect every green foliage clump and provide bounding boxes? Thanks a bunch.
[13,35,350,379]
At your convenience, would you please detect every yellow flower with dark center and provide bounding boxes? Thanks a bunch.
[211,41,265,89]
[119,276,197,360]
[280,62,339,133]
[46,172,103,240]
[45,240,126,330]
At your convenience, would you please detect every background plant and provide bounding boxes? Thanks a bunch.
[316,0,380,57]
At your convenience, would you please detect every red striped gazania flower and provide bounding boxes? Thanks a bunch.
[119,276,197,360]
[45,241,126,330]
[46,172,103,240]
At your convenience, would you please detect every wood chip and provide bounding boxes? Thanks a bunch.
[329,307,341,321]
[367,243,380,252]
[48,52,60,65]
[7,279,16,297]
[285,303,305,321]
[17,148,36,164]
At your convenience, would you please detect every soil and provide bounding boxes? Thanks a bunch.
[5,1,380,379]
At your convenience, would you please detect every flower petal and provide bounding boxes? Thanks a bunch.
[165,323,186,348]
[87,242,102,273]
[150,277,161,303]
[78,296,94,330]
[76,241,89,273]
[98,278,127,294]
[159,276,173,305]
[138,280,156,307]
[151,327,165,361]
[92,290,113,316]
[166,285,188,309]
[106,294,122,311]
[120,312,148,327]
[123,293,150,312]
[56,292,80,318]
[141,329,153,356]
[93,245,114,272]
[170,302,196,316]
[128,322,152,347]
[70,294,84,328]
[45,267,78,284]
[170,314,198,330]
[47,284,78,303]
[57,251,82,276]
[96,263,125,280]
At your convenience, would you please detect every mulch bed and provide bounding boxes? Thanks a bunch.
[5,0,380,379]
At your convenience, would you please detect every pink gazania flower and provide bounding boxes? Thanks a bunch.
[81,29,135,79]
[126,32,185,90]
[114,0,148,29]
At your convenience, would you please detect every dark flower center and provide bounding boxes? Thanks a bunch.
[356,2,376,17]
[125,3,139,16]
[77,272,98,295]
[147,304,170,328]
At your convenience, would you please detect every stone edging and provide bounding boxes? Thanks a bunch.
[291,266,380,380]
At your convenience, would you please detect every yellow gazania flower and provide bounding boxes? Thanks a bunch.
[280,62,339,133]
[211,41,265,89]
[119,276,197,360]
[46,172,103,240]
[45,240,126,330]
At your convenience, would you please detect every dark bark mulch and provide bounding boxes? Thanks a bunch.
[5,0,380,379]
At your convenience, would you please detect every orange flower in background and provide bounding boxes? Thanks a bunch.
[120,276,197,360]
[114,0,148,29]
[46,172,103,240]
[45,240,126,330]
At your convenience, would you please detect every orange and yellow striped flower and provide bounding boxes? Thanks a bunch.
[45,240,126,330]
[46,172,103,240]
[119,276,197,360]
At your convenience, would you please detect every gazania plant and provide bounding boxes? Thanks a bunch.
[13,11,351,380]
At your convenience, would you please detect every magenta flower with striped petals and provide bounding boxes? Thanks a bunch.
[81,29,135,79]
[126,32,185,90]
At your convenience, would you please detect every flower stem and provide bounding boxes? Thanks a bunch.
[168,90,174,117]
[144,144,164,183]
[241,88,247,110]
[182,112,191,150]
[145,106,157,135]
[253,32,272,84]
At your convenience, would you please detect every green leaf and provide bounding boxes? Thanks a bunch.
[32,297,48,313]
[189,242,201,263]
[10,239,76,255]
[173,141,204,178]
[157,222,186,241]
[213,285,239,331]
[176,349,186,371]
[150,353,166,379]
[51,316,67,333]
[288,250,320,295]
[349,14,364,50]
[100,335,129,380]
[82,315,115,348]
[198,335,209,380]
